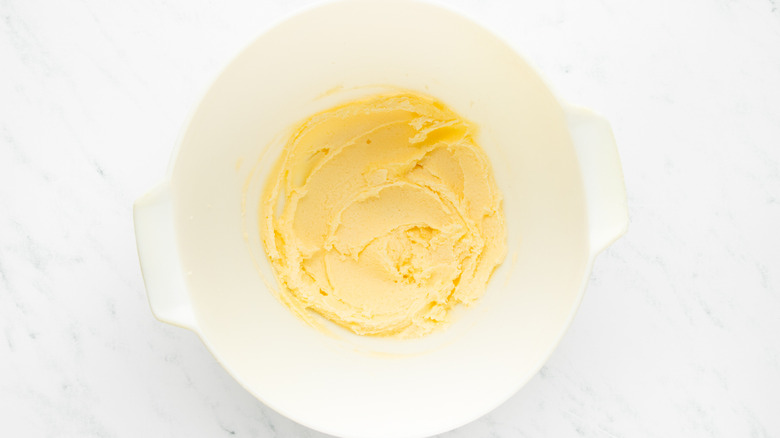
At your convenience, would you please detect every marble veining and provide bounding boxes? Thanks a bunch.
[1,0,778,436]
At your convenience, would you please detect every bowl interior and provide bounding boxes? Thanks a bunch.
[170,1,589,437]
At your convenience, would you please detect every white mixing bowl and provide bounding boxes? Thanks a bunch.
[134,1,628,437]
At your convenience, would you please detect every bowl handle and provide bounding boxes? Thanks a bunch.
[133,182,197,331]
[564,105,629,254]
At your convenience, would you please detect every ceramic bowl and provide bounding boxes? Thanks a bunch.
[134,1,628,437]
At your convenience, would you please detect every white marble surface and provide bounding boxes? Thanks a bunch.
[1,0,779,436]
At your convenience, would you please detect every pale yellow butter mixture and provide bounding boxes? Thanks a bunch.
[261,92,506,337]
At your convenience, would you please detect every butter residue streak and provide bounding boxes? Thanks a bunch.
[261,92,506,337]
